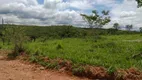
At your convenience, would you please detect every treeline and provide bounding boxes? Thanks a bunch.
[0,24,141,40]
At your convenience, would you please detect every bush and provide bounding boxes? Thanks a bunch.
[56,44,63,50]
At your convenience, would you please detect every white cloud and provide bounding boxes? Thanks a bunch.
[0,0,141,30]
[69,0,94,10]
[106,0,142,30]
[0,0,83,26]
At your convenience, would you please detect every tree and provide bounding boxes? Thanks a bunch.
[140,27,142,32]
[113,23,119,30]
[2,25,28,57]
[81,10,111,28]
[126,25,133,31]
[136,0,142,7]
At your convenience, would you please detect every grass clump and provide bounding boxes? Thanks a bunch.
[107,66,117,75]
[72,66,86,76]
[56,44,63,50]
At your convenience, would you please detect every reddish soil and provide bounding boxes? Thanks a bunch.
[0,56,88,80]
[0,50,142,80]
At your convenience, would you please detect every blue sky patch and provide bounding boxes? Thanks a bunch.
[37,0,44,4]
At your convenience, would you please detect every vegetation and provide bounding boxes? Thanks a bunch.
[0,24,141,79]
[0,26,141,69]
[136,0,142,7]
[126,24,133,31]
[81,10,111,28]
[0,1,141,79]
[24,34,142,69]
[2,26,27,58]
[113,23,119,30]
[140,27,142,32]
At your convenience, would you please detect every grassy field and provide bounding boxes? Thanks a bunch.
[20,34,142,70]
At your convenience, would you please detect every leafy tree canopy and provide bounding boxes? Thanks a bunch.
[136,0,142,7]
[81,10,111,28]
[113,23,119,30]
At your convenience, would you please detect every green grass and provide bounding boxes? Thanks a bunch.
[23,34,142,70]
[1,34,142,70]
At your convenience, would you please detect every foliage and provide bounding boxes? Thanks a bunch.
[81,10,111,28]
[107,66,116,75]
[113,23,119,30]
[136,0,142,7]
[24,34,142,69]
[2,26,28,57]
[126,25,133,31]
[140,27,142,32]
[24,25,85,40]
[56,44,63,50]
[72,66,85,76]
[0,25,140,41]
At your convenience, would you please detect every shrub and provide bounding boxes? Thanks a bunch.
[3,26,28,58]
[56,44,63,50]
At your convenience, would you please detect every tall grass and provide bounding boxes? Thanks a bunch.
[24,34,142,70]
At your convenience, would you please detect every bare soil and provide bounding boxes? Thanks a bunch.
[0,56,88,80]
[0,50,142,80]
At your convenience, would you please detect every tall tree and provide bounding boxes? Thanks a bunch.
[136,0,142,7]
[126,25,133,31]
[81,10,111,28]
[113,23,119,30]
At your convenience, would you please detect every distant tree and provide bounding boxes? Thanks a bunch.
[126,25,133,31]
[81,10,111,28]
[113,23,119,30]
[136,0,142,7]
[140,27,142,32]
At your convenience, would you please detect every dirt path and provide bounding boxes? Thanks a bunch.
[0,56,88,80]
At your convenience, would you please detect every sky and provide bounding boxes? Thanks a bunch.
[0,0,141,30]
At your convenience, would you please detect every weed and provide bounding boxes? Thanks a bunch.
[29,56,38,63]
[16,34,142,69]
[107,66,116,75]
[72,66,85,76]
[7,53,17,60]
[56,44,63,50]
[46,62,59,69]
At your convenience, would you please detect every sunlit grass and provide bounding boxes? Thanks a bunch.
[22,34,142,70]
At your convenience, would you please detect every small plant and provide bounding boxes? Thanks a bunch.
[72,66,86,76]
[29,56,38,63]
[107,66,116,75]
[56,44,63,50]
[39,61,48,67]
[7,53,17,60]
[93,35,102,42]
[46,62,59,69]
[105,42,116,48]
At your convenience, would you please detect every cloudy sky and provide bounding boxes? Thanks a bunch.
[0,0,141,30]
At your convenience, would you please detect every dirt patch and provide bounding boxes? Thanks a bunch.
[0,56,88,80]
[117,68,142,80]
[0,50,142,80]
[23,54,142,80]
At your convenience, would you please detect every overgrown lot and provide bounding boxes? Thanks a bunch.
[23,34,142,70]
[0,25,141,79]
